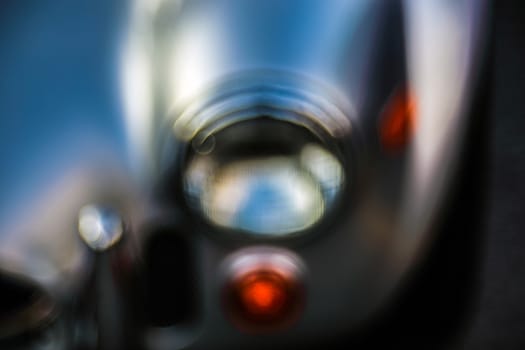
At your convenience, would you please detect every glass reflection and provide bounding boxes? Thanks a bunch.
[183,119,344,236]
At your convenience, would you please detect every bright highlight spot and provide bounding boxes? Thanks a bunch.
[240,273,287,316]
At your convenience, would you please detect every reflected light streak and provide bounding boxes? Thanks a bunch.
[398,0,483,266]
[167,15,226,108]
[120,0,156,179]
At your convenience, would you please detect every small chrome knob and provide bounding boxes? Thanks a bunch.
[78,205,124,251]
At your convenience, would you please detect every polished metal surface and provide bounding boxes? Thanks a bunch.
[0,0,488,348]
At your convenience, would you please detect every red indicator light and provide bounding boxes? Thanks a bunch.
[222,249,305,332]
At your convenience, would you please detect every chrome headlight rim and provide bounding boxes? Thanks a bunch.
[158,70,365,244]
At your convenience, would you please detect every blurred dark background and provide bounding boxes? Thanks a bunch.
[463,0,525,348]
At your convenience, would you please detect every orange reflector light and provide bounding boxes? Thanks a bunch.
[379,87,417,153]
[222,249,305,332]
